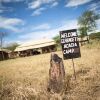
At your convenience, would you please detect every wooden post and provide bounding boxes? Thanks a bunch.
[72,58,76,80]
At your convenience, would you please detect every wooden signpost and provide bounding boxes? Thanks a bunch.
[60,29,81,79]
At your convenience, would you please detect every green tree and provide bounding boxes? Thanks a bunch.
[5,43,19,51]
[78,10,100,43]
[53,35,60,45]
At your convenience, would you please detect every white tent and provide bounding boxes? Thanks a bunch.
[15,39,56,52]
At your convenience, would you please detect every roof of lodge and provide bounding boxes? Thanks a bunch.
[15,39,56,52]
[0,48,11,53]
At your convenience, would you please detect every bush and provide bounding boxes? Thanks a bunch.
[89,32,100,39]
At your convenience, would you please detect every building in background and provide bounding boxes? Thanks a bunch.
[0,49,11,61]
[15,39,56,57]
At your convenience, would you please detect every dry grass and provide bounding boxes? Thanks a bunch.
[0,41,100,100]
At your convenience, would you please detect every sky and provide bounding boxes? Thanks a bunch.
[0,0,100,45]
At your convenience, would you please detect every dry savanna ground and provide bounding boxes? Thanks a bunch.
[0,40,100,100]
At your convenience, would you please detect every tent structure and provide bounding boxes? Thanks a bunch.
[15,39,56,57]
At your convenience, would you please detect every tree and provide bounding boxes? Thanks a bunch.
[0,32,8,60]
[78,10,100,43]
[53,35,60,45]
[5,43,19,51]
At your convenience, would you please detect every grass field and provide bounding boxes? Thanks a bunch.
[0,40,100,100]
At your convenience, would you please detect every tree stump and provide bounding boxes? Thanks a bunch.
[47,53,65,93]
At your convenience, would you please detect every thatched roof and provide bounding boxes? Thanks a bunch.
[15,39,56,52]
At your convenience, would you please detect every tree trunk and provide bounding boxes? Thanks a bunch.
[1,50,4,60]
[47,53,65,93]
[81,37,83,46]
[87,35,89,43]
[0,34,4,60]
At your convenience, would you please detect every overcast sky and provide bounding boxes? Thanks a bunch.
[0,0,100,45]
